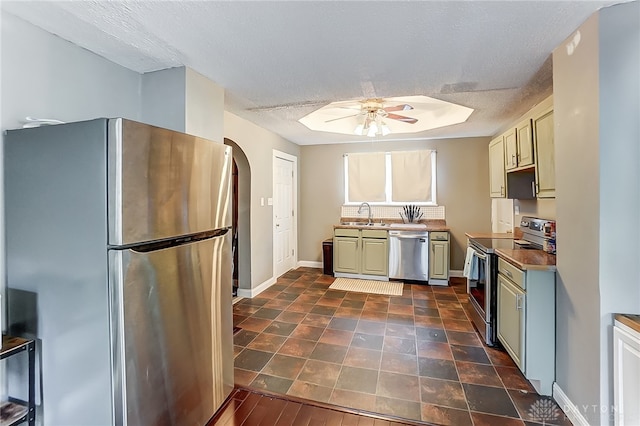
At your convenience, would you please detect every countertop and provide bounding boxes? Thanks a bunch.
[495,248,557,271]
[465,232,515,239]
[334,218,449,232]
[615,314,640,334]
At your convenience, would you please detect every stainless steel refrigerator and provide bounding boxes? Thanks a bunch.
[4,118,234,425]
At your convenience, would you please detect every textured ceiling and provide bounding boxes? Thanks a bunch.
[1,1,620,145]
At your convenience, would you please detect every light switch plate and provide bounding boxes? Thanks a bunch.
[267,198,273,206]
[260,197,265,206]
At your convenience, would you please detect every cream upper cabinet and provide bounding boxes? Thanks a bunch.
[489,136,506,198]
[533,107,555,198]
[505,120,534,171]
[504,128,518,170]
[516,119,534,168]
[490,95,555,200]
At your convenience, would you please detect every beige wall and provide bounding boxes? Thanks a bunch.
[299,137,492,270]
[514,198,556,225]
[554,14,602,423]
[224,112,301,290]
[184,68,225,142]
[553,3,639,423]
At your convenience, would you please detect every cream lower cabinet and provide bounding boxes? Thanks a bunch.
[333,230,359,274]
[614,320,640,426]
[497,257,555,395]
[361,237,388,276]
[334,228,388,279]
[429,231,449,284]
[497,274,525,368]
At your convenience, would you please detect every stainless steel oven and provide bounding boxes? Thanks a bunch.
[464,240,498,346]
[464,216,555,347]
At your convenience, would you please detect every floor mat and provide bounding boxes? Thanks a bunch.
[329,277,403,296]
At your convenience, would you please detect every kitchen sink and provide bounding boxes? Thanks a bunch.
[340,221,388,227]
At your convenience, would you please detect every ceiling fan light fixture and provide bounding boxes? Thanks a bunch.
[299,95,474,137]
[367,122,378,137]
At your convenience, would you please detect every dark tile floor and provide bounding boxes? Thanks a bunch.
[232,268,572,426]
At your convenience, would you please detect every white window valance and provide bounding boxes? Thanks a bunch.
[347,152,386,202]
[391,150,433,202]
[344,150,436,205]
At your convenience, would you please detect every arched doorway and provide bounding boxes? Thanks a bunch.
[224,138,251,297]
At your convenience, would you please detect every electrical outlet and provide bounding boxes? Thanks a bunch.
[267,198,273,206]
[514,205,520,215]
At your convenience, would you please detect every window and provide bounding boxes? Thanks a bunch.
[344,150,437,205]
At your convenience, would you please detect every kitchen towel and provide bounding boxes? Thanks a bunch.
[463,247,479,280]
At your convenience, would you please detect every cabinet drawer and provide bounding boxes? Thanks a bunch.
[334,228,359,237]
[498,258,525,290]
[362,229,388,239]
[430,231,449,241]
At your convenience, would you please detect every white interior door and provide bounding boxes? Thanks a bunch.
[273,153,296,277]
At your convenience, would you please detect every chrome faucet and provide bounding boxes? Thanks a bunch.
[357,202,373,224]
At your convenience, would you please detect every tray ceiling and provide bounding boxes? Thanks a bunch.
[1,1,622,145]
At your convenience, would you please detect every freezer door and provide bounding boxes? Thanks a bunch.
[108,118,232,246]
[109,234,234,426]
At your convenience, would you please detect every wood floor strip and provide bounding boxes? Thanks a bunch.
[274,401,302,426]
[208,386,434,426]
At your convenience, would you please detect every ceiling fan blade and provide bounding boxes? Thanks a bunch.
[324,113,360,123]
[383,104,414,112]
[387,113,418,124]
[246,100,331,112]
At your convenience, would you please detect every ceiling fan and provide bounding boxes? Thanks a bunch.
[323,98,418,137]
[298,95,475,137]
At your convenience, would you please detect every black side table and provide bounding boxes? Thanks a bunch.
[1,335,35,426]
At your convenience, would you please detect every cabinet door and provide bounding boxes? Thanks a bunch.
[614,324,640,426]
[516,119,534,167]
[334,237,359,274]
[361,238,388,276]
[429,240,449,280]
[534,108,555,198]
[497,274,525,371]
[504,129,518,170]
[489,137,506,198]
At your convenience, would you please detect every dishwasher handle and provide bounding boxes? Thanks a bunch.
[389,231,429,238]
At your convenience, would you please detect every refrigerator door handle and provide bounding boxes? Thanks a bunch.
[115,228,230,253]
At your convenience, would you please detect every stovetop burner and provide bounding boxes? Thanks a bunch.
[470,216,555,254]
[469,237,541,253]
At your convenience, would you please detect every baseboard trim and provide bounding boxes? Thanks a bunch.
[553,383,591,426]
[298,260,322,268]
[449,270,464,278]
[236,276,276,299]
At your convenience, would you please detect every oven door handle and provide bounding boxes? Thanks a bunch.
[471,249,487,260]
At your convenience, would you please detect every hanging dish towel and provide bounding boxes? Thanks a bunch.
[463,247,479,280]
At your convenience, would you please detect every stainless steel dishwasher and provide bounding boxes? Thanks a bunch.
[388,230,429,281]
